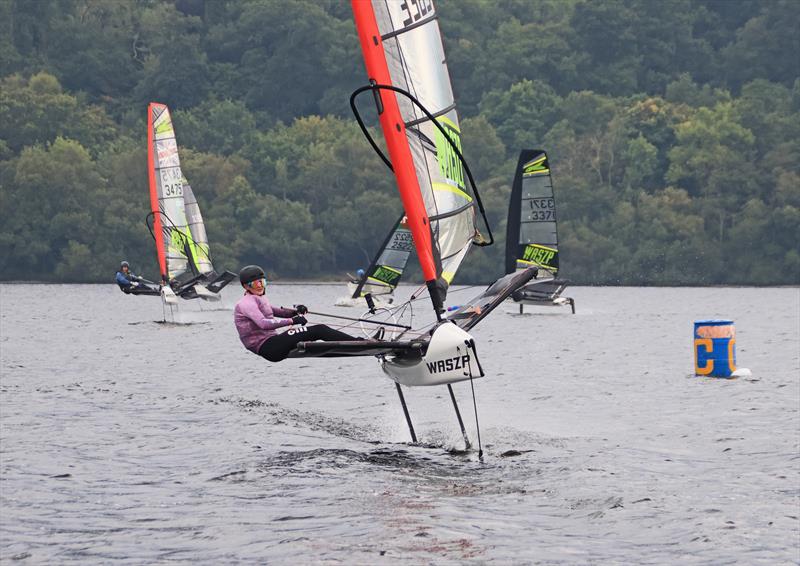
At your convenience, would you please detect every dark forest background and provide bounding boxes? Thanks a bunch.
[1,0,798,285]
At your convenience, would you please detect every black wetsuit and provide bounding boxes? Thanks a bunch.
[257,324,359,362]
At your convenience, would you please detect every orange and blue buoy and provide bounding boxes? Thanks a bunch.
[694,320,736,378]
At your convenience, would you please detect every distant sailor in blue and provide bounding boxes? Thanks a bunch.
[116,261,159,295]
[115,261,140,291]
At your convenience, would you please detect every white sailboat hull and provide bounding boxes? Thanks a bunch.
[514,297,571,307]
[381,323,484,387]
[334,294,393,308]
[161,286,178,305]
[509,276,575,312]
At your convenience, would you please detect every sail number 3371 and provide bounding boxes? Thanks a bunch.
[527,198,555,221]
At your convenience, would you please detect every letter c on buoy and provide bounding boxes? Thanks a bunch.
[694,338,714,375]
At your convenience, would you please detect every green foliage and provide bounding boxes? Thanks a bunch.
[45,2,141,100]
[0,72,117,153]
[665,74,730,108]
[0,137,104,278]
[174,99,257,156]
[461,115,507,183]
[204,175,328,276]
[621,134,658,190]
[205,0,359,118]
[722,0,800,90]
[667,103,756,200]
[479,80,562,150]
[0,0,797,285]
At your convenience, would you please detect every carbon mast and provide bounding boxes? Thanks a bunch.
[147,102,169,284]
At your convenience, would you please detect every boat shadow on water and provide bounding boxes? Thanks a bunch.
[213,396,558,483]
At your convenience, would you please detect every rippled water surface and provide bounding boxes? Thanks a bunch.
[1,283,798,564]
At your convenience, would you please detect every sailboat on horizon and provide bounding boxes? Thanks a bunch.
[505,150,575,314]
[145,102,236,304]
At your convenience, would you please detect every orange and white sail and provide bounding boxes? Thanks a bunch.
[352,0,478,314]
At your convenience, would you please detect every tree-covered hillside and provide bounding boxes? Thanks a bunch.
[1,0,798,284]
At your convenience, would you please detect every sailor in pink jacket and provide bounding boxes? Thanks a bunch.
[234,265,358,362]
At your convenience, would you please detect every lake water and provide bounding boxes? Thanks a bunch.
[1,283,798,563]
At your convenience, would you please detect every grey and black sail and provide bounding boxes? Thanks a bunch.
[352,214,414,298]
[505,150,560,277]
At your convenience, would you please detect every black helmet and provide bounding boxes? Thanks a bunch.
[239,265,265,285]
[120,261,129,269]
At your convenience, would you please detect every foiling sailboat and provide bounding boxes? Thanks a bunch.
[505,150,575,314]
[285,1,538,453]
[335,214,413,308]
[146,102,236,305]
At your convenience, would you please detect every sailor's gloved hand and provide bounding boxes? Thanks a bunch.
[294,304,308,315]
[291,315,307,326]
[130,281,140,288]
